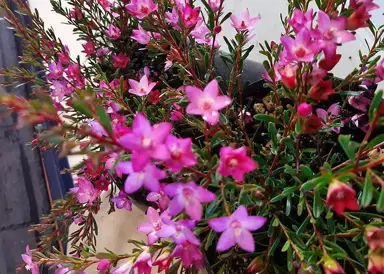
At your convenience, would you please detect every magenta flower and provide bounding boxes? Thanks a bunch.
[96,47,110,56]
[70,177,101,205]
[98,0,114,12]
[287,8,314,33]
[111,191,132,211]
[280,28,321,62]
[315,11,355,58]
[131,24,151,44]
[171,242,203,269]
[118,113,171,171]
[137,207,172,245]
[165,7,180,30]
[375,58,384,83]
[208,205,267,252]
[58,46,70,64]
[89,119,108,137]
[51,80,73,100]
[164,135,197,172]
[82,41,95,57]
[180,4,201,28]
[73,216,84,224]
[128,75,156,96]
[297,102,312,117]
[190,21,219,47]
[125,0,158,19]
[22,246,39,274]
[111,261,132,274]
[157,219,200,245]
[65,63,81,80]
[316,103,342,134]
[132,249,152,274]
[218,146,258,181]
[170,110,183,121]
[185,79,232,125]
[230,9,260,32]
[112,53,130,68]
[164,181,215,221]
[146,184,170,211]
[208,0,222,11]
[46,61,63,79]
[116,161,166,193]
[105,24,121,40]
[97,259,111,271]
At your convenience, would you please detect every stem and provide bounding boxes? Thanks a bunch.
[220,182,231,215]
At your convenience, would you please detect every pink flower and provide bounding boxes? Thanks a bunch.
[319,53,342,71]
[113,53,130,68]
[153,250,172,273]
[105,24,121,40]
[125,0,158,19]
[146,184,170,211]
[298,102,312,117]
[116,161,166,193]
[51,80,73,100]
[73,216,84,224]
[326,180,359,215]
[322,257,346,274]
[315,11,355,58]
[70,177,101,205]
[375,58,384,83]
[287,8,314,33]
[70,7,83,20]
[22,246,39,274]
[368,250,384,274]
[180,4,201,28]
[65,63,81,80]
[164,135,197,172]
[105,152,119,170]
[316,103,342,133]
[185,79,231,125]
[208,0,222,11]
[111,261,132,274]
[171,242,203,268]
[82,41,95,57]
[208,205,267,252]
[308,79,334,100]
[58,46,71,64]
[97,259,111,271]
[165,7,180,30]
[230,8,260,32]
[365,226,384,250]
[89,119,108,137]
[164,181,216,221]
[157,219,200,245]
[137,207,172,245]
[170,110,183,121]
[281,28,321,62]
[98,0,114,12]
[218,146,257,181]
[190,21,219,47]
[111,191,132,211]
[164,59,173,71]
[278,62,298,89]
[131,24,151,44]
[132,249,152,274]
[46,61,63,79]
[96,47,110,56]
[128,75,156,96]
[118,113,172,171]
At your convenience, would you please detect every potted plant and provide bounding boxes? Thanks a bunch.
[1,0,384,273]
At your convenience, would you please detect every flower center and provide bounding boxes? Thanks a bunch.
[182,187,194,200]
[171,147,182,160]
[142,137,152,147]
[240,21,247,28]
[138,172,145,181]
[226,157,238,168]
[140,4,149,14]
[295,46,307,58]
[153,221,162,231]
[336,191,345,200]
[201,99,213,111]
[231,220,242,235]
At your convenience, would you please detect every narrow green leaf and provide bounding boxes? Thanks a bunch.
[313,189,324,218]
[204,230,217,250]
[72,102,92,118]
[220,12,232,24]
[253,114,281,125]
[268,234,281,255]
[377,188,384,211]
[96,106,112,135]
[338,135,359,161]
[281,240,290,252]
[367,134,384,149]
[361,169,373,207]
[368,90,383,121]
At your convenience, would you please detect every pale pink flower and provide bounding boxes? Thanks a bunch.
[131,24,151,44]
[22,246,39,274]
[89,119,108,137]
[375,58,384,83]
[46,61,63,79]
[164,135,197,172]
[73,216,84,224]
[146,184,170,211]
[132,249,152,274]
[105,24,121,40]
[125,0,158,19]
[137,207,172,245]
[208,0,222,11]
[316,103,342,134]
[218,146,258,181]
[190,21,219,47]
[118,113,172,171]
[164,59,173,71]
[116,161,166,193]
[280,28,321,62]
[96,47,110,56]
[185,79,231,125]
[98,0,114,12]
[171,242,203,268]
[287,8,314,33]
[128,75,156,96]
[111,261,132,274]
[111,191,132,211]
[164,181,216,221]
[315,11,355,58]
[51,80,73,100]
[165,7,180,30]
[157,219,200,245]
[70,177,101,205]
[230,9,260,32]
[208,205,267,252]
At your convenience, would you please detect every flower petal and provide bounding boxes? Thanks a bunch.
[235,228,255,252]
[124,173,143,193]
[217,229,236,252]
[208,217,230,232]
[242,216,267,231]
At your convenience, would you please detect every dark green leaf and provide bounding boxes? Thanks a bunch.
[368,90,383,121]
[204,230,217,250]
[281,240,290,252]
[338,135,359,161]
[377,187,384,211]
[367,134,384,149]
[361,169,373,207]
[219,113,228,125]
[96,106,112,135]
[268,234,281,255]
[253,114,281,125]
[220,12,232,24]
[72,102,92,118]
[313,189,324,218]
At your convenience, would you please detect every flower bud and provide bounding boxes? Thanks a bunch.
[97,259,111,271]
[368,249,384,273]
[365,226,384,250]
[213,25,222,34]
[247,255,264,273]
[298,103,312,117]
[322,256,345,274]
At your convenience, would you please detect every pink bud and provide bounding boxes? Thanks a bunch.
[97,259,111,271]
[213,25,222,34]
[297,103,312,117]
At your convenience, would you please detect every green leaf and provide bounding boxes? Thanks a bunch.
[270,186,298,203]
[367,134,384,149]
[253,114,281,125]
[338,135,359,161]
[268,234,281,255]
[96,106,112,135]
[220,12,232,24]
[219,113,228,125]
[313,189,324,218]
[268,122,278,153]
[238,190,253,206]
[377,188,384,212]
[299,165,313,179]
[281,240,290,252]
[204,230,217,250]
[368,90,383,121]
[72,102,92,118]
[336,90,362,96]
[361,169,373,207]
